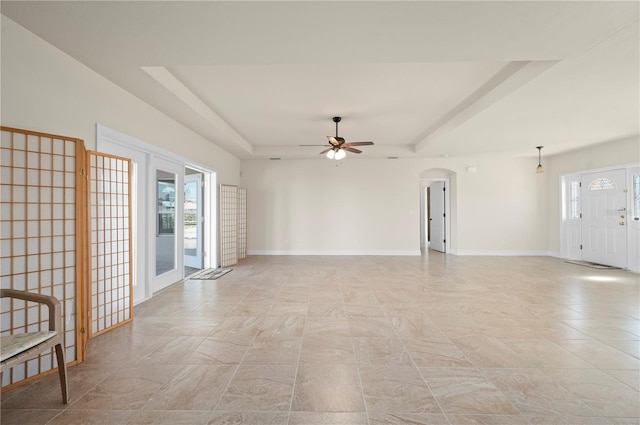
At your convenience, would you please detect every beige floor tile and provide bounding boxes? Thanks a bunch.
[303,317,351,338]
[1,362,114,410]
[419,367,518,415]
[2,255,639,424]
[291,364,364,412]
[602,340,640,359]
[256,315,306,339]
[485,368,598,417]
[143,336,206,364]
[67,362,180,410]
[368,412,450,424]
[277,289,310,303]
[144,365,236,410]
[360,366,441,414]
[0,409,63,425]
[562,319,640,340]
[242,337,302,365]
[542,368,640,418]
[607,418,640,425]
[47,409,135,424]
[207,410,289,424]
[127,410,212,424]
[389,317,450,341]
[446,414,529,424]
[307,302,346,317]
[555,340,640,370]
[341,287,379,305]
[447,335,532,368]
[268,301,308,316]
[605,369,640,391]
[289,411,368,424]
[216,365,296,411]
[403,339,474,368]
[526,416,613,424]
[353,337,414,366]
[348,316,396,337]
[208,316,264,343]
[186,337,250,365]
[229,301,274,316]
[299,336,357,364]
[500,339,594,369]
[344,304,387,317]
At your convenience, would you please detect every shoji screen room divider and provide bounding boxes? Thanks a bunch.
[220,184,247,267]
[0,127,132,389]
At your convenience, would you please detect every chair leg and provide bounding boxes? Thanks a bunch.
[54,344,69,404]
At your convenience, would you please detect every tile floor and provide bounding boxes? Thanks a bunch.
[1,254,639,424]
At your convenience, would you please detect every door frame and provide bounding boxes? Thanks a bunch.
[420,178,450,254]
[152,157,184,293]
[559,162,640,271]
[96,124,219,303]
[184,171,204,269]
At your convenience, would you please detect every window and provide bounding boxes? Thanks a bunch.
[570,181,580,219]
[588,178,615,191]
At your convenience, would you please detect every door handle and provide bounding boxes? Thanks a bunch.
[619,222,625,226]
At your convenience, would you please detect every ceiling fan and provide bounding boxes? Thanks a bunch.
[302,117,374,160]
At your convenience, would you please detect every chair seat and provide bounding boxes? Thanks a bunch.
[0,331,58,362]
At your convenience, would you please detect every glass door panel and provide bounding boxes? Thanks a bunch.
[184,172,203,270]
[156,170,176,276]
[152,158,183,293]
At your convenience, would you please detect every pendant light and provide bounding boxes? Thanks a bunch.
[536,146,544,173]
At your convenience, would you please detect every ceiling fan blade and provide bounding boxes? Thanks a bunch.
[327,136,339,146]
[344,141,374,146]
[343,147,362,154]
[319,148,333,155]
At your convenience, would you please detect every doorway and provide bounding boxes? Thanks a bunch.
[581,169,627,268]
[560,164,640,271]
[184,168,204,276]
[420,173,452,254]
[97,124,219,303]
[429,181,446,252]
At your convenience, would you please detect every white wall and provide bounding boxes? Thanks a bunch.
[547,135,640,253]
[1,16,240,185]
[241,155,549,255]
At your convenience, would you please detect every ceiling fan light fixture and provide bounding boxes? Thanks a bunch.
[334,149,346,160]
[326,150,336,160]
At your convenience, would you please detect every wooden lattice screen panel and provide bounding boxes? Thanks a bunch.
[87,152,132,337]
[237,187,247,260]
[0,127,86,387]
[220,184,237,267]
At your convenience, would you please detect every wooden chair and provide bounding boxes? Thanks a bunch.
[0,289,69,403]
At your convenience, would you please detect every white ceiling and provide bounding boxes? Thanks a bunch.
[2,1,638,160]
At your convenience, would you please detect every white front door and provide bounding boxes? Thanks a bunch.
[581,169,627,267]
[184,173,203,269]
[429,181,446,252]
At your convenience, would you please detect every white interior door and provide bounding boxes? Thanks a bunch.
[628,166,640,272]
[581,169,627,267]
[184,172,203,269]
[429,181,446,252]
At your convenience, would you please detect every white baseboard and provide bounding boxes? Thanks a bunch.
[453,250,554,256]
[247,250,422,256]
